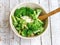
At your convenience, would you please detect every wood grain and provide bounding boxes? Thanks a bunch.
[39,8,60,20]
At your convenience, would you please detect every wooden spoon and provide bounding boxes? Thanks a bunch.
[38,8,60,20]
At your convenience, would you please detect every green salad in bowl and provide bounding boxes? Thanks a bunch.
[10,3,48,39]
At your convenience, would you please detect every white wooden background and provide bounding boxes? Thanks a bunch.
[0,0,60,45]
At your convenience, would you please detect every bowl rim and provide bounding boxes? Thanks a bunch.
[10,2,48,39]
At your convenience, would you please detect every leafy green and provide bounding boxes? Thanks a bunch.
[21,29,27,37]
[28,8,42,19]
[12,7,45,37]
[26,7,34,15]
[35,8,42,18]
[14,9,22,18]
[27,19,44,33]
[14,7,34,18]
[27,30,33,37]
[11,15,18,27]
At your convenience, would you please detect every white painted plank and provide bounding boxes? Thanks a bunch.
[58,0,60,6]
[10,0,31,45]
[19,0,31,45]
[10,29,14,45]
[39,0,49,13]
[14,35,21,45]
[0,0,10,28]
[51,13,60,45]
[21,39,31,45]
[0,0,10,45]
[0,33,9,45]
[39,0,51,45]
[49,0,59,11]
[10,0,21,45]
[10,0,19,11]
[29,0,39,3]
[10,28,21,45]
[20,0,30,3]
[41,23,51,45]
[31,37,41,45]
[10,0,34,45]
[0,0,59,45]
[29,0,42,45]
[49,0,60,45]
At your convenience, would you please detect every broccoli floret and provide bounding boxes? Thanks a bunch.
[27,19,44,34]
[14,7,34,18]
[12,7,44,37]
[21,29,27,37]
[35,8,42,18]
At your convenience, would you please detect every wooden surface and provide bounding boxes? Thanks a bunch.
[0,0,60,45]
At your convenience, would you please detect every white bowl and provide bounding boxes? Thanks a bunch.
[10,3,48,39]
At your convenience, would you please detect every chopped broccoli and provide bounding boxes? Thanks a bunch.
[27,30,33,37]
[21,29,27,37]
[12,7,45,37]
[35,8,42,18]
[14,7,34,18]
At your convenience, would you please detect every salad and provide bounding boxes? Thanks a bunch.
[12,7,45,37]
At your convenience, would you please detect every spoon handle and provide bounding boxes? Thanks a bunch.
[39,8,60,20]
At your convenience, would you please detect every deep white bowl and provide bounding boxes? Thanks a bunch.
[10,3,48,39]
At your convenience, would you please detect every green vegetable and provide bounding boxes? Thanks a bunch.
[26,7,34,15]
[14,7,34,18]
[27,30,33,37]
[12,7,45,37]
[14,9,22,18]
[35,8,42,18]
[29,8,42,19]
[11,15,18,27]
[16,27,21,34]
[27,19,44,33]
[21,29,27,37]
